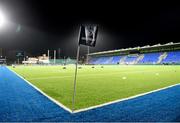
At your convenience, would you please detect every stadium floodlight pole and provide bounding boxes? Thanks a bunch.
[54,50,56,64]
[17,58,19,64]
[58,48,61,59]
[63,56,65,65]
[47,50,50,64]
[48,50,50,59]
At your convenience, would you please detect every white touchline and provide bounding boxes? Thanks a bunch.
[7,67,73,113]
[7,67,180,114]
[73,83,180,113]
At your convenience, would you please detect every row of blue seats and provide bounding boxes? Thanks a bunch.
[139,52,162,64]
[162,51,180,63]
[125,56,138,64]
[89,51,180,65]
[89,56,121,64]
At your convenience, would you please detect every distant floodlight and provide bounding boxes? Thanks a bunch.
[0,10,5,28]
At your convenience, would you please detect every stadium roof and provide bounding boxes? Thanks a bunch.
[88,42,180,56]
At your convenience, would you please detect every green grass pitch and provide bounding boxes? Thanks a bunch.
[9,65,180,110]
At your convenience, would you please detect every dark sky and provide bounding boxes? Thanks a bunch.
[0,1,180,57]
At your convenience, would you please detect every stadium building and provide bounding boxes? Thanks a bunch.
[88,42,180,65]
[0,56,6,64]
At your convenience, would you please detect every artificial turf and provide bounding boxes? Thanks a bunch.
[9,65,180,110]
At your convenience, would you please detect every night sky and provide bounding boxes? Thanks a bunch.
[0,1,180,57]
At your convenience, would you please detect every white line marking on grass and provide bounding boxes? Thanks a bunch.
[28,75,74,80]
[73,83,180,113]
[28,69,169,80]
[7,67,73,113]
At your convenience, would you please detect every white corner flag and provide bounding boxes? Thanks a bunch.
[72,25,98,112]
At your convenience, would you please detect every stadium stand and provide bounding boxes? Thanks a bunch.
[88,42,180,65]
[89,53,162,65]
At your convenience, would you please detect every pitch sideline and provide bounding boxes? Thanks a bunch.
[7,67,180,114]
[73,83,180,113]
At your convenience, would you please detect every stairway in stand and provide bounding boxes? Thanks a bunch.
[119,56,127,64]
[157,52,167,64]
[135,54,144,64]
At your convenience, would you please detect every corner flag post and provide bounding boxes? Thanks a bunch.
[72,26,82,112]
[72,25,98,112]
[72,44,80,112]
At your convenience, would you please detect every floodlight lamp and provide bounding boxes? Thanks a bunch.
[0,10,5,28]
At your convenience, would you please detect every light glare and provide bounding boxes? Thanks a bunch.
[0,10,5,27]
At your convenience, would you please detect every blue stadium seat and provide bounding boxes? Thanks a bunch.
[138,52,162,64]
[162,51,180,64]
[89,56,121,65]
[111,56,121,64]
[124,56,138,64]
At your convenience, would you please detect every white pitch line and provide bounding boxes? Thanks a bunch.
[73,83,180,113]
[7,67,73,113]
[27,75,74,80]
[27,69,169,80]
